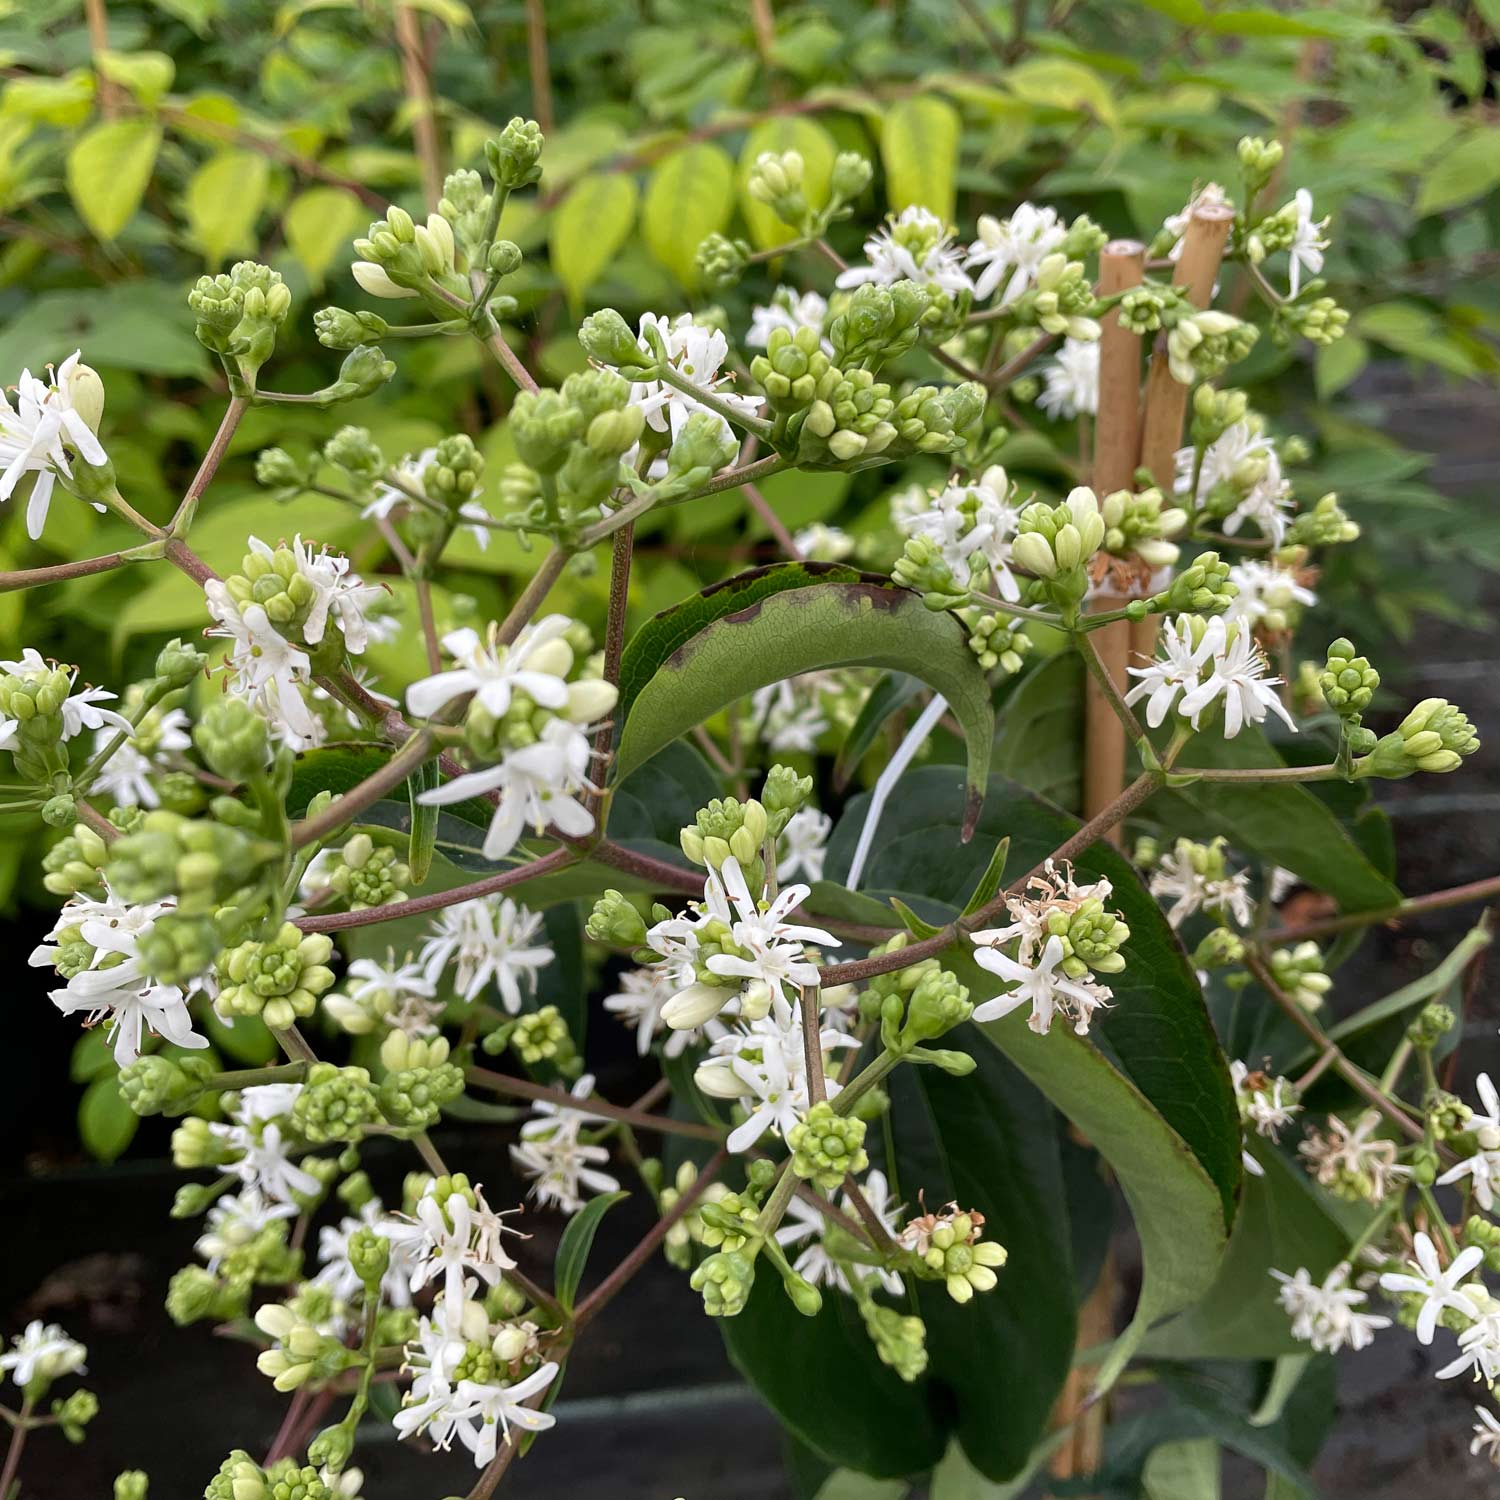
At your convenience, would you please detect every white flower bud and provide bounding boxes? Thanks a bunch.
[694,1058,751,1099]
[526,637,574,678]
[661,981,729,1031]
[564,679,619,724]
[64,360,106,433]
[1011,531,1056,578]
[352,261,418,299]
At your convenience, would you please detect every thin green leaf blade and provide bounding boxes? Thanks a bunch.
[554,1190,629,1312]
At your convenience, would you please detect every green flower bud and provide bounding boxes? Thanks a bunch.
[690,1249,756,1317]
[746,149,808,227]
[963,608,1031,675]
[780,1268,823,1317]
[892,534,969,609]
[486,117,545,190]
[313,345,397,407]
[788,1102,869,1191]
[187,262,291,389]
[166,1265,227,1327]
[1358,697,1480,779]
[322,833,411,910]
[487,239,524,277]
[1237,134,1285,189]
[154,638,209,691]
[313,307,389,350]
[217,924,337,1030]
[1287,492,1358,548]
[695,232,751,293]
[829,151,874,205]
[1268,941,1331,1012]
[1192,926,1245,969]
[913,1210,1008,1303]
[660,411,739,495]
[194,697,270,782]
[761,764,813,835]
[1137,550,1237,618]
[322,426,386,486]
[586,889,648,947]
[115,1471,150,1500]
[1319,638,1379,719]
[860,1301,927,1382]
[293,1062,379,1144]
[578,310,653,370]
[120,1054,215,1117]
[53,1386,99,1442]
[507,1004,579,1073]
[1408,1001,1455,1052]
[423,434,485,507]
[347,1226,391,1290]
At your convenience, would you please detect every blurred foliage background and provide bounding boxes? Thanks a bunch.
[0,0,1496,960]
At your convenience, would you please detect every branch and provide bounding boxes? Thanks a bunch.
[1266,874,1500,944]
[572,1148,730,1331]
[294,849,576,932]
[466,1067,722,1140]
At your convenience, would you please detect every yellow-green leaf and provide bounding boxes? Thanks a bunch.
[1006,57,1117,128]
[1415,127,1500,217]
[66,118,162,241]
[97,49,176,106]
[641,141,735,290]
[284,184,366,288]
[880,95,960,222]
[550,172,639,311]
[185,149,271,267]
[737,116,840,250]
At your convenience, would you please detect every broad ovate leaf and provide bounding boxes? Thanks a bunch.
[612,566,995,836]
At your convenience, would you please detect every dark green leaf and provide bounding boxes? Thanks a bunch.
[1142,1145,1349,1360]
[554,1190,630,1311]
[835,672,922,790]
[79,1073,138,1163]
[1154,726,1401,912]
[961,837,1010,917]
[408,757,440,884]
[615,569,995,833]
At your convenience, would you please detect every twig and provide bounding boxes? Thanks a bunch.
[466,1067,721,1140]
[573,1148,730,1330]
[294,849,576,931]
[743,482,803,560]
[1243,950,1434,1149]
[1266,875,1500,944]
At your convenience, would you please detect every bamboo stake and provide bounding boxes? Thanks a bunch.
[1081,240,1146,845]
[1132,202,1233,665]
[394,4,443,210]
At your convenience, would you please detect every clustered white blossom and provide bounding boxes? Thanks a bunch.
[1125,613,1295,738]
[31,884,209,1065]
[969,861,1121,1036]
[407,615,617,860]
[418,892,554,1011]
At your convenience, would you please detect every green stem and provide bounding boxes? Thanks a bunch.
[210,1062,309,1091]
[831,1050,900,1118]
[1173,763,1342,783]
[649,362,774,442]
[1073,627,1145,743]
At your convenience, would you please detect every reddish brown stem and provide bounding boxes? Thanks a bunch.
[572,1149,730,1331]
[466,1066,722,1140]
[295,849,576,931]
